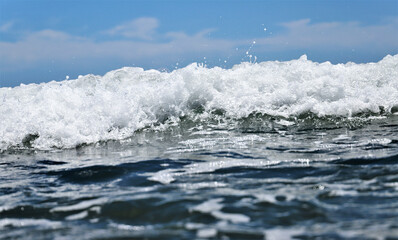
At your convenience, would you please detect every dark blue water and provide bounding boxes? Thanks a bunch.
[1,115,398,239]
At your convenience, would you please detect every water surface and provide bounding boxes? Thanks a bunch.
[1,56,398,239]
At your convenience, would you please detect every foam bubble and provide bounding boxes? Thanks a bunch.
[191,198,224,213]
[0,218,62,229]
[197,228,217,238]
[1,55,397,150]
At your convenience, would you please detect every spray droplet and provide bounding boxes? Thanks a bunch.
[264,28,267,31]
[65,76,69,80]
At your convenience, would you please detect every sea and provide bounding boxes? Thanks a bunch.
[1,55,398,240]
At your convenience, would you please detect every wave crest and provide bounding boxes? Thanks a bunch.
[1,55,398,149]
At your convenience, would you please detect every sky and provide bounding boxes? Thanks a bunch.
[0,0,397,87]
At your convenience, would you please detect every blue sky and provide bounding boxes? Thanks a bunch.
[0,0,397,87]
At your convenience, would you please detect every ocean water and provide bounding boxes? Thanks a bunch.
[1,55,398,239]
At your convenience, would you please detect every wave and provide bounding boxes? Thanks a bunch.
[1,55,398,150]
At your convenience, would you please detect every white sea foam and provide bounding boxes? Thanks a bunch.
[191,198,224,213]
[50,198,106,212]
[1,55,397,150]
[191,198,250,224]
[149,158,278,184]
[65,210,88,221]
[0,218,62,229]
[197,228,217,238]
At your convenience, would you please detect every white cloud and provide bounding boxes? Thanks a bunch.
[0,17,397,72]
[104,17,159,40]
[0,24,235,71]
[0,21,14,32]
[256,18,398,51]
[0,30,91,68]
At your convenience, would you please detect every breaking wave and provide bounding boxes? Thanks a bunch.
[1,55,397,149]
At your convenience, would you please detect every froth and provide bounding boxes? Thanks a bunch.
[1,55,397,149]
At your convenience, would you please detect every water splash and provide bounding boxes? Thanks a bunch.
[1,55,397,150]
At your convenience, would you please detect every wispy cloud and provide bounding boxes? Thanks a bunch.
[0,17,397,73]
[256,18,398,51]
[0,22,235,71]
[0,21,14,32]
[103,17,159,40]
